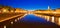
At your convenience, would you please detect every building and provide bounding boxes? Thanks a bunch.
[55,8,60,12]
[0,8,9,13]
[0,8,2,13]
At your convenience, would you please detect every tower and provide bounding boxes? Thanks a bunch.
[48,6,51,10]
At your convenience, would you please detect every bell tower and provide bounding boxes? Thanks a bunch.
[48,6,51,10]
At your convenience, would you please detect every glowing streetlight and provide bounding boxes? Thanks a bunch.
[3,10,7,12]
[18,18,20,20]
[11,21,13,24]
[53,12,56,13]
[11,10,13,12]
[15,19,17,22]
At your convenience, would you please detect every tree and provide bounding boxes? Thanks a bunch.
[0,4,4,8]
[13,8,16,12]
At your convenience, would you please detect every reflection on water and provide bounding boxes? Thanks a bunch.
[59,17,60,25]
[17,14,60,28]
[19,14,48,23]
[0,14,60,28]
[51,16,54,23]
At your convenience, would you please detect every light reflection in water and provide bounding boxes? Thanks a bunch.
[51,16,54,23]
[47,16,50,21]
[58,17,60,25]
[30,14,60,26]
[4,25,6,28]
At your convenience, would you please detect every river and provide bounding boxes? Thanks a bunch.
[0,14,60,28]
[17,14,60,28]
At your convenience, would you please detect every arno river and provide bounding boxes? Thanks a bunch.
[0,14,60,28]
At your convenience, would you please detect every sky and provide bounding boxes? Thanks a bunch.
[0,0,60,10]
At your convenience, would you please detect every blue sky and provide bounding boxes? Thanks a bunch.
[0,0,60,10]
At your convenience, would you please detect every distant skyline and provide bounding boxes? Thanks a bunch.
[0,0,60,10]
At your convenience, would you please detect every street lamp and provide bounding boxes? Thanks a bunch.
[3,9,6,12]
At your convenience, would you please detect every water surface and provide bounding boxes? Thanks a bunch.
[17,14,60,28]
